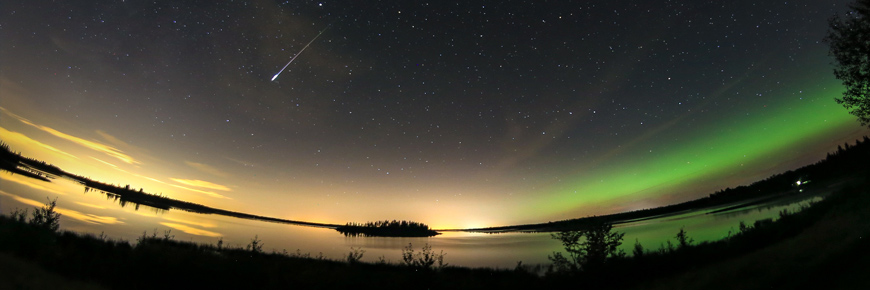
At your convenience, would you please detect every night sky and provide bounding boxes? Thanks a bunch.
[1,0,866,228]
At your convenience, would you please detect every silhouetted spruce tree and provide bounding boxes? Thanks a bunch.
[826,0,870,127]
[30,197,61,232]
[549,220,625,272]
[675,227,694,249]
[632,239,645,258]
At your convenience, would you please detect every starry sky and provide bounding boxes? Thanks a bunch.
[1,0,867,229]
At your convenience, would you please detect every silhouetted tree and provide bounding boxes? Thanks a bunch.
[247,235,264,253]
[675,227,694,249]
[346,247,365,264]
[9,208,28,223]
[401,243,447,270]
[632,238,645,258]
[549,220,625,272]
[29,197,61,232]
[826,0,870,127]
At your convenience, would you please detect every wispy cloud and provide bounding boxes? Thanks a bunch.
[32,124,138,165]
[184,161,230,178]
[1,107,139,165]
[168,184,231,199]
[96,166,231,199]
[90,156,119,168]
[170,178,232,191]
[95,130,131,149]
[0,125,79,160]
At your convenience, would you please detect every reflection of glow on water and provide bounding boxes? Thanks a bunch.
[0,173,67,196]
[0,190,123,225]
[130,210,161,218]
[74,201,107,209]
[163,216,217,228]
[159,222,221,237]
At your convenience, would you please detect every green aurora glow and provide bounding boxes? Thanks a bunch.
[539,82,861,218]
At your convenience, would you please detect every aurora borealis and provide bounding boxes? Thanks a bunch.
[1,0,867,229]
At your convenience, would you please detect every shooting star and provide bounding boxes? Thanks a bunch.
[271,25,331,81]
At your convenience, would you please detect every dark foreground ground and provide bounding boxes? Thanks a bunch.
[638,179,870,290]
[2,176,868,289]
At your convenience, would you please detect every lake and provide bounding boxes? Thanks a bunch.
[0,171,832,269]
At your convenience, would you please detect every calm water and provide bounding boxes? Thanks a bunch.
[0,172,828,268]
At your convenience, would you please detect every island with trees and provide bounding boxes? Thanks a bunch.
[336,220,440,237]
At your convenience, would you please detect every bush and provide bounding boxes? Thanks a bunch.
[549,220,625,272]
[675,227,694,249]
[346,247,365,264]
[247,235,264,254]
[29,197,61,232]
[401,243,447,270]
[632,239,645,258]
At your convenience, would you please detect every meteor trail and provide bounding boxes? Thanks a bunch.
[271,25,331,81]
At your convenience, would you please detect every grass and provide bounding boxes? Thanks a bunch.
[0,252,107,290]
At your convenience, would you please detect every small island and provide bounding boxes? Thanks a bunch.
[336,220,440,237]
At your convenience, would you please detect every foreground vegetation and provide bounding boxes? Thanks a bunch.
[3,171,868,289]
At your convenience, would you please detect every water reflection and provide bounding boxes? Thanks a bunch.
[159,222,221,238]
[0,189,123,225]
[0,173,833,268]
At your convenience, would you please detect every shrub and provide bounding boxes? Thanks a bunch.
[632,239,645,258]
[549,220,625,272]
[246,235,264,254]
[401,243,447,270]
[346,247,365,264]
[29,197,61,232]
[675,227,694,249]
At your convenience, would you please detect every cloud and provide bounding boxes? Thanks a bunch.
[31,124,138,165]
[168,184,231,199]
[0,125,79,160]
[184,161,230,178]
[0,107,139,165]
[90,156,119,168]
[170,178,232,191]
[95,130,131,149]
